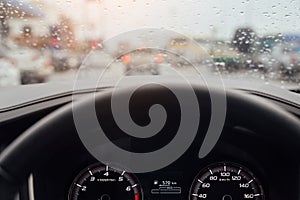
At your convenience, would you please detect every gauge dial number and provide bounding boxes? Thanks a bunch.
[190,162,265,200]
[69,164,143,200]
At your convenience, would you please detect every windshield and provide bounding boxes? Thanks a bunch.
[0,0,300,89]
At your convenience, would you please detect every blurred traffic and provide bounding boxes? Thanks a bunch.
[0,0,300,87]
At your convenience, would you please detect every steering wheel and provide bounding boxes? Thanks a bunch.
[0,84,300,199]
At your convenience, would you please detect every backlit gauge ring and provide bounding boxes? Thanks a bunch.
[69,163,143,200]
[190,162,265,200]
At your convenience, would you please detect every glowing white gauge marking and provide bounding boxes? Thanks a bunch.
[197,179,203,183]
[190,163,264,199]
[76,184,82,188]
[132,184,138,188]
[88,170,93,176]
[121,171,126,176]
[106,165,109,171]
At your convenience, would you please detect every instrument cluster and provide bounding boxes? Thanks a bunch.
[69,161,265,200]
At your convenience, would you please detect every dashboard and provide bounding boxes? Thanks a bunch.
[0,83,300,200]
[34,122,296,200]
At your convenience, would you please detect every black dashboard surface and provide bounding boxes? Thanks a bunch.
[0,84,299,200]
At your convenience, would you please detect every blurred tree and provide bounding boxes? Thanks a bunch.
[232,27,257,54]
[49,15,76,50]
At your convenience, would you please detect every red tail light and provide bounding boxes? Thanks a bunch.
[122,54,131,64]
[155,53,164,63]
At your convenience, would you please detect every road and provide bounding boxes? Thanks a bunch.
[47,63,300,89]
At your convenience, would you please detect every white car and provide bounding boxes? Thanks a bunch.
[118,48,176,75]
[0,57,20,87]
[8,47,54,84]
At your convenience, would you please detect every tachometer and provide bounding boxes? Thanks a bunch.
[189,162,265,200]
[69,163,143,200]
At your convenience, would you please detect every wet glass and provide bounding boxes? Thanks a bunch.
[0,0,299,89]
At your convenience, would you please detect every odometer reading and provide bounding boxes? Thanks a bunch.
[190,162,265,199]
[69,163,143,200]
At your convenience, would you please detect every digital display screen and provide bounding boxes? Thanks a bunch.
[149,179,182,200]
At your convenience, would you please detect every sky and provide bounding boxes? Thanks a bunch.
[26,0,300,40]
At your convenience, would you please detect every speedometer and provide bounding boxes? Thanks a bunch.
[69,163,143,200]
[189,162,265,200]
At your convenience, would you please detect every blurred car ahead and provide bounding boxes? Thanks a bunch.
[7,47,54,84]
[256,43,300,78]
[0,57,20,87]
[51,49,83,71]
[119,48,172,76]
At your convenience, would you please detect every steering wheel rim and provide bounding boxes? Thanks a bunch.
[0,84,299,199]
